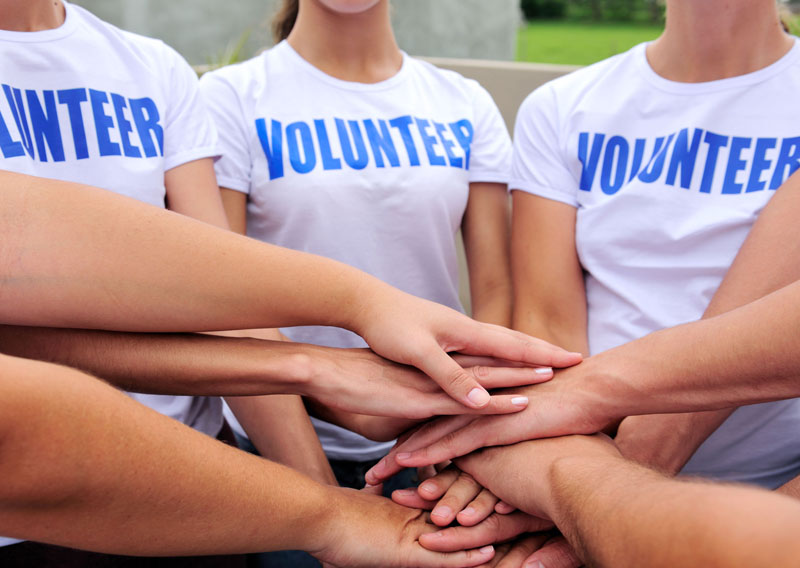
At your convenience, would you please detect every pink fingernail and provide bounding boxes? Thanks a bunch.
[431,505,452,518]
[511,396,529,405]
[394,489,414,496]
[467,387,490,407]
[419,482,436,494]
[479,545,494,554]
[461,506,476,516]
[396,452,412,461]
[534,367,552,375]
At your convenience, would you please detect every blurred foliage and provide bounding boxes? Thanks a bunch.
[521,0,664,23]
[204,28,252,72]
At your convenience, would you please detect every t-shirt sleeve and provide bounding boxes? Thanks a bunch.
[510,84,578,207]
[198,69,252,194]
[161,46,219,172]
[468,82,512,184]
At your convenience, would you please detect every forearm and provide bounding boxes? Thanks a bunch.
[0,354,336,556]
[0,171,381,334]
[0,325,313,396]
[227,394,337,485]
[614,172,800,464]
[588,282,800,417]
[549,455,800,567]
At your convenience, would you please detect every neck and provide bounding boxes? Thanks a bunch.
[647,0,793,82]
[287,0,402,83]
[0,0,65,32]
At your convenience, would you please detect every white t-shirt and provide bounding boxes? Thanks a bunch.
[512,40,800,488]
[0,4,222,546]
[200,40,511,461]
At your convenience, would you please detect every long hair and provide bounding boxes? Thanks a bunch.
[272,0,299,42]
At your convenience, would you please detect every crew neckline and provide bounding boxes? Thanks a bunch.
[276,39,410,92]
[636,37,800,94]
[0,0,78,43]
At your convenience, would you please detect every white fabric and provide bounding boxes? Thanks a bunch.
[0,4,222,547]
[511,40,800,488]
[201,40,511,461]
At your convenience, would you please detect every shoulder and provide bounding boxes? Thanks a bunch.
[200,45,290,94]
[519,44,645,121]
[404,56,498,108]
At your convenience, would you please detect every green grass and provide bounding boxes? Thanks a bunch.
[516,20,664,66]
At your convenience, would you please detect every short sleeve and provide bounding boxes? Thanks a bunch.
[198,69,253,194]
[467,83,512,184]
[510,84,578,207]
[161,46,219,171]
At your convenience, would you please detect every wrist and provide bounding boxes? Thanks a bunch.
[244,337,316,396]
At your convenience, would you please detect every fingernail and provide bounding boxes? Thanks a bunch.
[419,481,437,494]
[511,396,529,406]
[396,452,412,461]
[479,545,494,554]
[534,367,552,375]
[524,561,545,568]
[570,352,582,357]
[461,506,476,516]
[394,488,414,496]
[364,482,376,488]
[467,387,490,407]
[431,505,452,519]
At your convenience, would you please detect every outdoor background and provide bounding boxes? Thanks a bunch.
[73,0,799,67]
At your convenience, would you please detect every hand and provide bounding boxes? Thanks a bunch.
[308,348,559,419]
[393,464,509,527]
[472,534,553,568]
[453,435,620,521]
[365,371,612,484]
[419,511,554,553]
[353,291,582,410]
[523,535,582,568]
[313,487,497,568]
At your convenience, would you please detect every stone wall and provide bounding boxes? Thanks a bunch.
[72,0,520,65]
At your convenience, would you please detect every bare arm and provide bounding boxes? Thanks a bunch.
[462,182,512,326]
[616,170,800,473]
[368,276,800,480]
[511,191,589,355]
[452,436,800,568]
[0,353,496,567]
[0,170,580,409]
[217,187,335,485]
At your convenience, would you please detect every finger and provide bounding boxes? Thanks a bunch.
[396,412,532,468]
[365,416,475,485]
[419,512,554,552]
[417,467,461,501]
[453,324,582,369]
[395,420,497,468]
[392,488,436,510]
[495,501,516,515]
[414,393,530,419]
[457,488,500,527]
[466,365,553,389]
[525,536,582,568]
[495,534,552,568]
[361,483,383,496]
[415,345,494,409]
[428,473,483,527]
[411,545,496,568]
